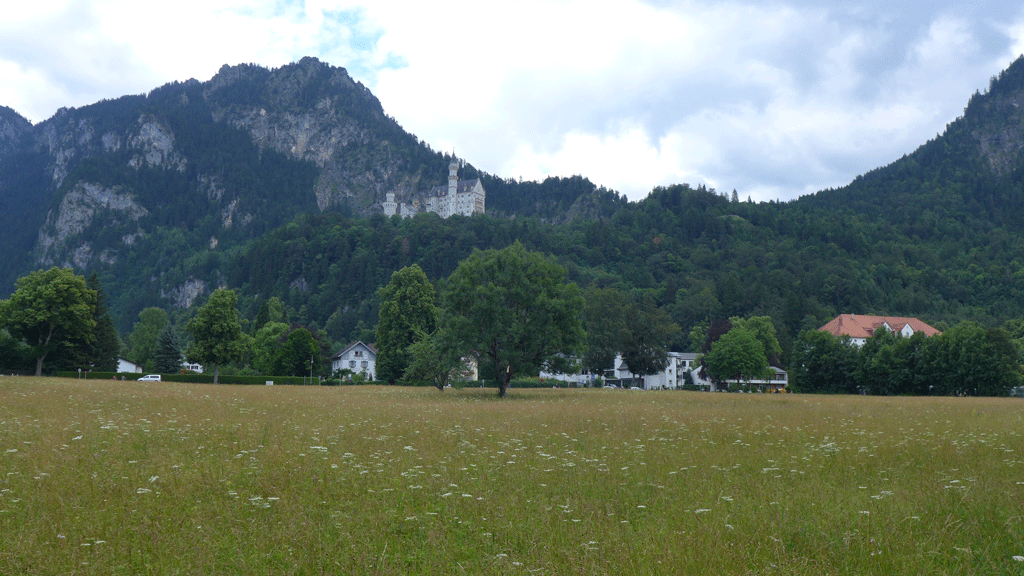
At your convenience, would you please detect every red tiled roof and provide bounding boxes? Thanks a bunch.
[819,314,941,339]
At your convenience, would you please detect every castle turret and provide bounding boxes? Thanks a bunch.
[448,159,459,198]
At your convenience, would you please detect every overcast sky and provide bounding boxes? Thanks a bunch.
[3,1,1023,202]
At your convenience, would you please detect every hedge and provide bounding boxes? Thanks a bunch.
[52,371,317,385]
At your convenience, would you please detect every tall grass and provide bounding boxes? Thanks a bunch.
[1,377,1022,574]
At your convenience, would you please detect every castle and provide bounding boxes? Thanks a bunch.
[383,159,485,218]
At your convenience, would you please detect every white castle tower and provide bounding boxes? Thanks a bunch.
[384,157,485,218]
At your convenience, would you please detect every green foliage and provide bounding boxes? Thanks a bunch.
[154,324,183,374]
[403,327,469,390]
[729,316,782,366]
[619,294,678,377]
[704,327,770,387]
[251,322,290,375]
[52,273,120,372]
[0,328,33,372]
[795,322,1021,396]
[251,297,287,334]
[278,328,322,377]
[128,307,169,371]
[86,274,121,372]
[442,242,585,397]
[582,287,627,373]
[1,267,96,375]
[376,265,438,383]
[790,330,859,393]
[185,289,248,383]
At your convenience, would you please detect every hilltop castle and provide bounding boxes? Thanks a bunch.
[383,159,485,218]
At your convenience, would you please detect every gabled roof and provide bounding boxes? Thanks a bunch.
[330,341,378,360]
[819,314,941,339]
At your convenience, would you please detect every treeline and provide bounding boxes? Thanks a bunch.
[218,178,1024,365]
[790,322,1023,396]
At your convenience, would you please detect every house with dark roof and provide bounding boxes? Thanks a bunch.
[331,341,377,380]
[819,314,941,347]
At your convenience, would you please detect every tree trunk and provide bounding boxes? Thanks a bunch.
[214,363,220,384]
[498,372,513,398]
[35,355,44,377]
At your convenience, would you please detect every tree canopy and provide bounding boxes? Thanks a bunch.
[704,327,770,388]
[376,264,438,383]
[185,289,247,383]
[154,323,183,374]
[1,267,96,376]
[443,242,585,397]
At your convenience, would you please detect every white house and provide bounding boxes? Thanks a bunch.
[608,352,701,389]
[331,341,377,380]
[117,358,143,374]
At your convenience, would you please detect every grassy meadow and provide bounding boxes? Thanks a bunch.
[1,377,1022,575]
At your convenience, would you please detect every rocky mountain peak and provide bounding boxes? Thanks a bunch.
[965,56,1024,175]
[0,105,32,159]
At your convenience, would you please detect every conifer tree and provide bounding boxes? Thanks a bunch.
[87,274,120,372]
[154,324,183,374]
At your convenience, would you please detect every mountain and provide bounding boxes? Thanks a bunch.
[3,55,1024,356]
[0,58,621,326]
[214,57,1024,353]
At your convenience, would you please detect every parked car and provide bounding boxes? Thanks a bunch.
[138,374,161,382]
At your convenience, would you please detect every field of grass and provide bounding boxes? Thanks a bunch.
[1,377,1022,575]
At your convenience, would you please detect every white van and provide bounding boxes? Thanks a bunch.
[138,374,161,382]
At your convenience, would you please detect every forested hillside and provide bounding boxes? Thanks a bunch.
[0,58,612,318]
[220,57,1024,358]
[4,56,1024,366]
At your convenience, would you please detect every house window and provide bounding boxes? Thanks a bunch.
[361,361,368,368]
[349,361,356,368]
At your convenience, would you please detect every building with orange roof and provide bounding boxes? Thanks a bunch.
[819,314,941,347]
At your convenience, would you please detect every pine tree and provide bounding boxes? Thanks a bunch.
[88,274,121,372]
[154,324,183,374]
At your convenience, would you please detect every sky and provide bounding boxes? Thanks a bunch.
[3,1,1024,202]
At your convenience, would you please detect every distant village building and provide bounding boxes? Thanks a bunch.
[383,159,485,219]
[819,314,941,347]
[331,341,377,381]
[117,358,143,374]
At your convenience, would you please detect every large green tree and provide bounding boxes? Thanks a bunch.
[2,267,97,376]
[86,274,121,372]
[443,242,585,397]
[729,316,782,366]
[52,273,120,372]
[376,265,438,383]
[278,327,324,377]
[581,286,626,374]
[185,289,247,384]
[704,327,770,388]
[789,330,859,393]
[619,295,678,380]
[921,323,1021,396]
[153,324,183,374]
[403,326,470,391]
[128,307,169,371]
[251,321,290,375]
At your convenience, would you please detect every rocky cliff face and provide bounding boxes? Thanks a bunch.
[0,57,454,309]
[204,58,437,211]
[0,106,31,160]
